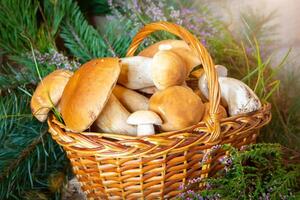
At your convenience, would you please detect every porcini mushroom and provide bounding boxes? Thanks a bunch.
[119,56,153,89]
[119,50,186,90]
[127,110,162,136]
[95,94,137,135]
[149,86,205,131]
[113,85,149,112]
[199,76,261,116]
[198,65,229,104]
[30,69,73,122]
[151,50,186,90]
[139,39,201,75]
[60,58,120,132]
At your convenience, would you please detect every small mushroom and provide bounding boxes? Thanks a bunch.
[95,94,136,135]
[149,86,205,131]
[119,50,186,90]
[127,110,162,136]
[199,76,261,116]
[30,69,73,122]
[60,58,120,132]
[113,85,149,112]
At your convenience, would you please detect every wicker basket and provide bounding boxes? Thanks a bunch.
[47,22,272,200]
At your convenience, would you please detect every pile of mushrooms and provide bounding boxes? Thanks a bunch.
[30,40,262,137]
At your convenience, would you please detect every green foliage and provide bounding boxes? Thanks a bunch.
[59,0,107,62]
[0,91,69,200]
[59,0,138,62]
[77,0,111,15]
[178,144,300,200]
[0,0,38,54]
[261,67,300,151]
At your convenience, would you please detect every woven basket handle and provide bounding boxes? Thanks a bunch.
[126,21,222,142]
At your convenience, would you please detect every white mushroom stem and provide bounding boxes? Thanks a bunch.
[137,124,155,136]
[113,85,149,112]
[119,56,154,89]
[95,94,137,135]
[199,73,261,116]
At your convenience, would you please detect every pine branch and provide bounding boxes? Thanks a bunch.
[0,0,39,54]
[0,91,68,200]
[59,0,107,62]
[0,129,48,181]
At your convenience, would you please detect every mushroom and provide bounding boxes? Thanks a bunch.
[198,65,229,105]
[127,110,162,136]
[119,56,153,89]
[95,94,137,135]
[139,39,201,75]
[113,85,149,112]
[149,86,205,131]
[119,50,186,90]
[199,76,261,116]
[151,50,186,90]
[30,69,73,122]
[59,58,120,132]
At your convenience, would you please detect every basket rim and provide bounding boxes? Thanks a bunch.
[47,103,271,158]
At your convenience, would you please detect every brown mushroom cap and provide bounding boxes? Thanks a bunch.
[127,110,162,126]
[149,86,205,131]
[30,69,73,122]
[113,85,149,112]
[60,58,120,132]
[151,50,186,90]
[171,48,201,76]
[138,40,190,57]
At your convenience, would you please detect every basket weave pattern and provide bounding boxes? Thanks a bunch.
[48,22,271,199]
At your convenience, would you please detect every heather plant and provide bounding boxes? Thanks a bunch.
[177,144,300,200]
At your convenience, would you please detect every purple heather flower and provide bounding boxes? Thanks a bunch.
[211,145,222,150]
[26,49,80,70]
[187,190,195,195]
[178,183,184,190]
[107,0,113,7]
[201,38,207,47]
[132,0,141,12]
